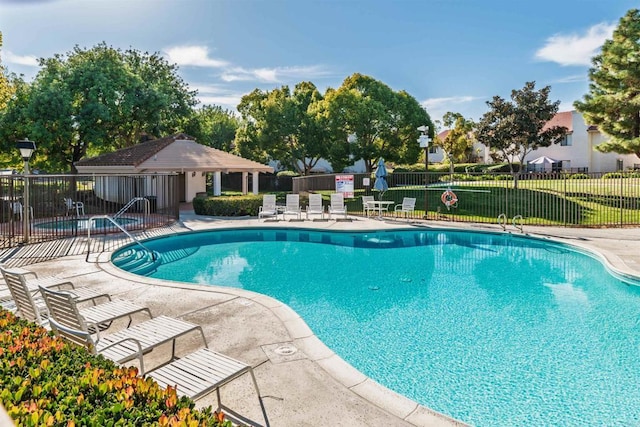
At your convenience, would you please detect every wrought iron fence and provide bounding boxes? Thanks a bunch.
[293,171,640,227]
[0,173,179,249]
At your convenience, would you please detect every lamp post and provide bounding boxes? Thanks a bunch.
[417,126,431,219]
[16,139,36,243]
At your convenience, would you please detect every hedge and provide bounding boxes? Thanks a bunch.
[0,309,233,426]
[193,193,311,217]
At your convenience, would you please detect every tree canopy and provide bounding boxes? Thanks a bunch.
[315,73,432,172]
[574,9,640,159]
[183,105,239,152]
[0,43,197,172]
[476,81,567,174]
[236,82,329,175]
[0,31,14,111]
[437,112,476,169]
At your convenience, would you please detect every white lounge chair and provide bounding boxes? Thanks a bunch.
[0,265,110,305]
[258,194,278,220]
[362,195,375,217]
[64,197,85,216]
[328,193,348,219]
[394,197,417,220]
[39,285,207,375]
[148,348,269,425]
[306,193,325,220]
[5,270,151,330]
[12,201,33,220]
[282,194,301,220]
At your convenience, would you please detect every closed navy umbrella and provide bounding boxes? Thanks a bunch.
[374,158,388,199]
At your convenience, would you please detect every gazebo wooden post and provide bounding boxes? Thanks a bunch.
[252,171,259,195]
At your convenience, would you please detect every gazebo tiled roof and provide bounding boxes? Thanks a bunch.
[75,133,193,167]
[75,133,272,173]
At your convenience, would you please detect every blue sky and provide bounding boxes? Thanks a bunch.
[0,0,637,126]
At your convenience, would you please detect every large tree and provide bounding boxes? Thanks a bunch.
[316,73,432,172]
[183,105,239,152]
[476,81,567,182]
[0,31,13,111]
[437,111,476,171]
[0,43,196,173]
[574,9,640,159]
[236,82,328,175]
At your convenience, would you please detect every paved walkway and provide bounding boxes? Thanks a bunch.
[19,212,640,427]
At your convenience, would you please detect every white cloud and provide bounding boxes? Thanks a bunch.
[551,74,587,84]
[421,95,479,111]
[221,65,330,83]
[535,22,615,66]
[4,51,39,66]
[420,96,484,124]
[191,82,243,109]
[164,45,229,68]
[197,94,243,108]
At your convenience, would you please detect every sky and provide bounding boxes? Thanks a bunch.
[0,0,638,127]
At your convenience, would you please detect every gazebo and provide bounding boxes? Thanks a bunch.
[75,133,273,202]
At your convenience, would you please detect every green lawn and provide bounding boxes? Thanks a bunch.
[328,177,640,226]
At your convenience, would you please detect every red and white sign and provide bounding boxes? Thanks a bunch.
[335,175,354,198]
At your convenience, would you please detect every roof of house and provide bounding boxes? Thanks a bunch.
[543,111,573,133]
[437,130,450,141]
[75,133,273,173]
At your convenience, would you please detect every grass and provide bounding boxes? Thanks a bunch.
[316,176,640,226]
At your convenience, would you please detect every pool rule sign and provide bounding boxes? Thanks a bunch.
[335,175,354,198]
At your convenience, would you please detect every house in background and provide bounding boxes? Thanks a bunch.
[479,110,638,173]
[75,133,273,207]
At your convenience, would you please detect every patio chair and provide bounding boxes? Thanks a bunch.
[282,194,301,220]
[258,194,278,220]
[0,265,110,306]
[328,193,348,219]
[40,285,207,375]
[362,195,375,217]
[64,197,85,216]
[306,193,325,220]
[5,270,151,330]
[394,197,417,220]
[148,348,269,426]
[11,201,33,220]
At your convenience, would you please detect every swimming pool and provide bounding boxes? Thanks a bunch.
[113,228,640,426]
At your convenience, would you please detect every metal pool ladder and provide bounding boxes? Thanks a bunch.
[498,213,524,233]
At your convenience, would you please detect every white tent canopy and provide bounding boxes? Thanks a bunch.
[528,156,559,165]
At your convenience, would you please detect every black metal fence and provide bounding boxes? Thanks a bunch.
[293,171,640,227]
[0,173,179,249]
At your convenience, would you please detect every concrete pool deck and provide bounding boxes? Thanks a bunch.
[12,211,640,427]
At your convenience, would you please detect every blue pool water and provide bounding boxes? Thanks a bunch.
[113,228,640,426]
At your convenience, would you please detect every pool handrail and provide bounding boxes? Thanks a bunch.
[86,215,156,262]
[113,197,150,220]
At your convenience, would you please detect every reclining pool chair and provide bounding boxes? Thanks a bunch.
[40,285,269,425]
[328,193,348,219]
[0,265,110,305]
[282,194,302,220]
[306,193,325,220]
[258,194,278,220]
[39,285,207,375]
[5,269,151,330]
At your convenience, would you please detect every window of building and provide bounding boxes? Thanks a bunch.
[560,135,572,146]
[429,146,438,154]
